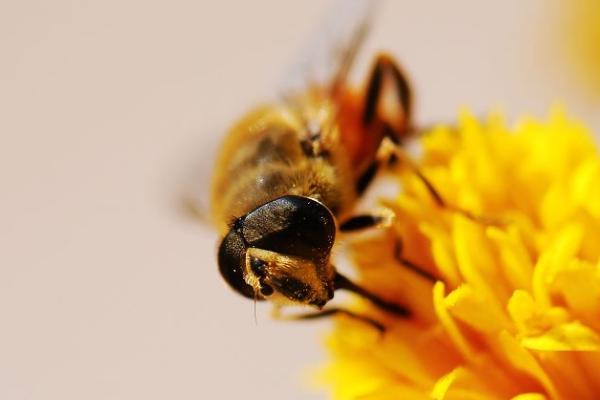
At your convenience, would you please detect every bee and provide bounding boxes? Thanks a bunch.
[210,0,432,327]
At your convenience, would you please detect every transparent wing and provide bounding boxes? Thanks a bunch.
[178,1,382,225]
[277,0,383,98]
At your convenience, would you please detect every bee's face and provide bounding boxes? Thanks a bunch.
[218,195,336,307]
[245,248,335,307]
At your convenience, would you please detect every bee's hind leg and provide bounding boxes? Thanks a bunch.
[351,54,412,196]
[273,307,386,333]
[362,54,503,227]
[363,53,412,135]
[334,272,409,317]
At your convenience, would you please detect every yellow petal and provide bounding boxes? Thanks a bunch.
[433,282,476,361]
[532,224,584,307]
[452,215,509,306]
[531,351,598,399]
[430,367,460,400]
[421,223,461,287]
[510,394,547,400]
[552,259,600,331]
[571,159,600,218]
[521,321,600,351]
[444,284,509,333]
[498,331,558,399]
[507,289,570,337]
[486,226,533,290]
[321,109,600,399]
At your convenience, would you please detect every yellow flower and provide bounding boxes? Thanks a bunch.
[319,108,600,399]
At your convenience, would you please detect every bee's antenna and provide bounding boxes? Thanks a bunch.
[253,291,259,325]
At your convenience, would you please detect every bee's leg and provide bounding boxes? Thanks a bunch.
[356,159,381,195]
[361,54,450,211]
[361,55,498,224]
[378,143,448,209]
[361,54,451,212]
[274,307,386,333]
[353,54,411,195]
[340,205,395,232]
[400,151,445,208]
[339,214,441,282]
[388,145,503,225]
[334,272,410,317]
[393,239,440,283]
[363,53,412,136]
[339,214,384,232]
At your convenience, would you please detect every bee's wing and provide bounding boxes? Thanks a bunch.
[178,1,381,225]
[277,0,382,98]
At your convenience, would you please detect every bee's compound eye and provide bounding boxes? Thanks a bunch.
[218,228,257,299]
[242,195,336,264]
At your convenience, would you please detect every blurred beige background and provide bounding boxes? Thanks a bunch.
[1,1,598,399]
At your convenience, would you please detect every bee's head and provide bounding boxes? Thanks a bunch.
[218,195,336,307]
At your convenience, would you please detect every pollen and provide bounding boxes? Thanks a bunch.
[318,108,600,399]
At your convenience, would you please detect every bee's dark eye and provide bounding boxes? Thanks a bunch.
[240,195,336,265]
[218,229,256,299]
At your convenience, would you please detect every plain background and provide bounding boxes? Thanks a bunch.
[1,1,599,399]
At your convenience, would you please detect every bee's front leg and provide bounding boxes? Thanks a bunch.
[271,271,410,327]
[339,212,442,283]
[339,208,394,232]
[339,189,441,284]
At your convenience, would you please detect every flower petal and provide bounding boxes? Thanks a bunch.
[498,331,558,399]
[521,321,600,352]
[510,394,547,400]
[430,367,460,400]
[444,284,510,333]
[433,282,476,361]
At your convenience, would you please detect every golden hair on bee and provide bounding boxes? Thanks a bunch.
[211,101,356,234]
[209,0,432,330]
